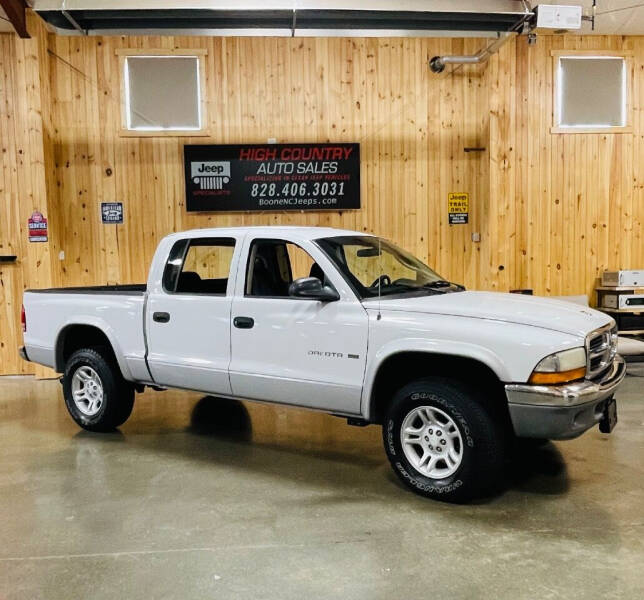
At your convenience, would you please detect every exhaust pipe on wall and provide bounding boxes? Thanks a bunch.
[429,31,515,73]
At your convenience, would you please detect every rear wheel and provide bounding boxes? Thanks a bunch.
[63,348,134,432]
[382,378,505,502]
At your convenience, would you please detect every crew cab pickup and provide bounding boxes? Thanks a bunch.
[21,227,625,501]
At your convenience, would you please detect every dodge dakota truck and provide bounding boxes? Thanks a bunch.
[21,226,625,502]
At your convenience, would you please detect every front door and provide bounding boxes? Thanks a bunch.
[229,237,368,414]
[146,236,239,395]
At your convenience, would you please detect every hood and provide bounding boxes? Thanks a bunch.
[366,291,613,338]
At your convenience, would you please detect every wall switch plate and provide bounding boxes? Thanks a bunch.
[471,232,481,242]
[267,138,277,144]
[58,250,65,260]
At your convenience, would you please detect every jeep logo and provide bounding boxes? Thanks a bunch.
[191,161,231,178]
[191,161,231,190]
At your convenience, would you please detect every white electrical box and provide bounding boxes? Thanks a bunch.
[603,294,644,309]
[535,5,582,30]
[621,295,644,309]
[602,270,644,287]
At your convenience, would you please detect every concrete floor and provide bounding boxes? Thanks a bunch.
[0,368,643,600]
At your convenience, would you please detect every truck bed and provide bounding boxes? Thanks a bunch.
[22,286,149,381]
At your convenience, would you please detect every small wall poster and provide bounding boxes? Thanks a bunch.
[448,192,469,225]
[101,202,124,224]
[28,211,48,242]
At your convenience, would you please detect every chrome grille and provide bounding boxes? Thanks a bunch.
[586,324,618,380]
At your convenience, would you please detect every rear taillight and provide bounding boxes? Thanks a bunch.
[21,304,26,333]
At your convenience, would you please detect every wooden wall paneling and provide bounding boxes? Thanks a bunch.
[400,38,417,261]
[96,38,121,285]
[462,38,485,289]
[3,28,644,375]
[362,38,376,239]
[344,37,361,235]
[515,34,529,291]
[373,39,387,249]
[487,38,517,292]
[539,35,553,297]
[462,42,485,291]
[434,37,450,279]
[17,25,56,379]
[385,37,404,244]
[474,50,490,293]
[444,38,463,285]
[0,16,56,376]
[412,39,429,266]
[621,38,635,278]
[0,37,27,374]
[633,38,644,270]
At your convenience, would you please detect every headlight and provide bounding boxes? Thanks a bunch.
[529,347,586,385]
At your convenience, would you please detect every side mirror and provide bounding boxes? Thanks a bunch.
[288,277,340,302]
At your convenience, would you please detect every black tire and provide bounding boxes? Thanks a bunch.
[62,348,134,432]
[382,377,505,503]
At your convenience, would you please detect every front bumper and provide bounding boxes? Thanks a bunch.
[505,355,626,440]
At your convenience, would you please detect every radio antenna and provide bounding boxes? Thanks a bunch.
[377,236,382,321]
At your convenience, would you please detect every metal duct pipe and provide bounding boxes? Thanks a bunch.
[429,31,515,73]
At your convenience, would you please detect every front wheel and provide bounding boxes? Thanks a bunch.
[383,378,504,502]
[63,348,134,432]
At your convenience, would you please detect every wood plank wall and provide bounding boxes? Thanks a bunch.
[44,35,491,291]
[0,19,55,377]
[0,21,643,376]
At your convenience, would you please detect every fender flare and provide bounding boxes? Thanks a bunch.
[360,338,510,421]
[54,317,134,381]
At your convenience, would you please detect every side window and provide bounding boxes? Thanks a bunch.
[287,243,316,281]
[163,237,235,294]
[246,239,326,298]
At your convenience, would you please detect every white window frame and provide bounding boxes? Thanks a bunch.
[551,50,633,134]
[117,48,209,137]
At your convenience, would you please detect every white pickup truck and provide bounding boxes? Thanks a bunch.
[21,226,625,502]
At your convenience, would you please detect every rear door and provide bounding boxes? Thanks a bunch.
[146,236,241,394]
[228,235,368,414]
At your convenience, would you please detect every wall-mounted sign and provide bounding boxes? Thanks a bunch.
[28,211,48,242]
[448,192,469,225]
[184,143,360,212]
[101,202,124,224]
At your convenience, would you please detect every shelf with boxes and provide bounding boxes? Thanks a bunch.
[596,271,644,336]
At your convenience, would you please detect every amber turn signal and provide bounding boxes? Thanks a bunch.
[529,367,586,385]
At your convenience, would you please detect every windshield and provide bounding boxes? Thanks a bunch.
[316,236,456,299]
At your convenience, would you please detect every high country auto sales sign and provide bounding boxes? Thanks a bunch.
[184,143,360,212]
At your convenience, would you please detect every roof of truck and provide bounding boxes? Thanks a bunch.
[165,226,374,241]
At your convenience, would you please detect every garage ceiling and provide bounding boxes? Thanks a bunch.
[31,0,533,37]
[19,1,644,37]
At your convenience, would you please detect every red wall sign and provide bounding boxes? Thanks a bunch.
[28,211,48,242]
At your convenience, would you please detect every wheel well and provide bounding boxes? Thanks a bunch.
[56,325,118,372]
[369,352,511,427]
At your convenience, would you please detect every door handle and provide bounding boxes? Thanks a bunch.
[153,311,170,323]
[233,316,254,329]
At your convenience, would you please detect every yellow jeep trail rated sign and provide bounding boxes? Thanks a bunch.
[448,192,469,225]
